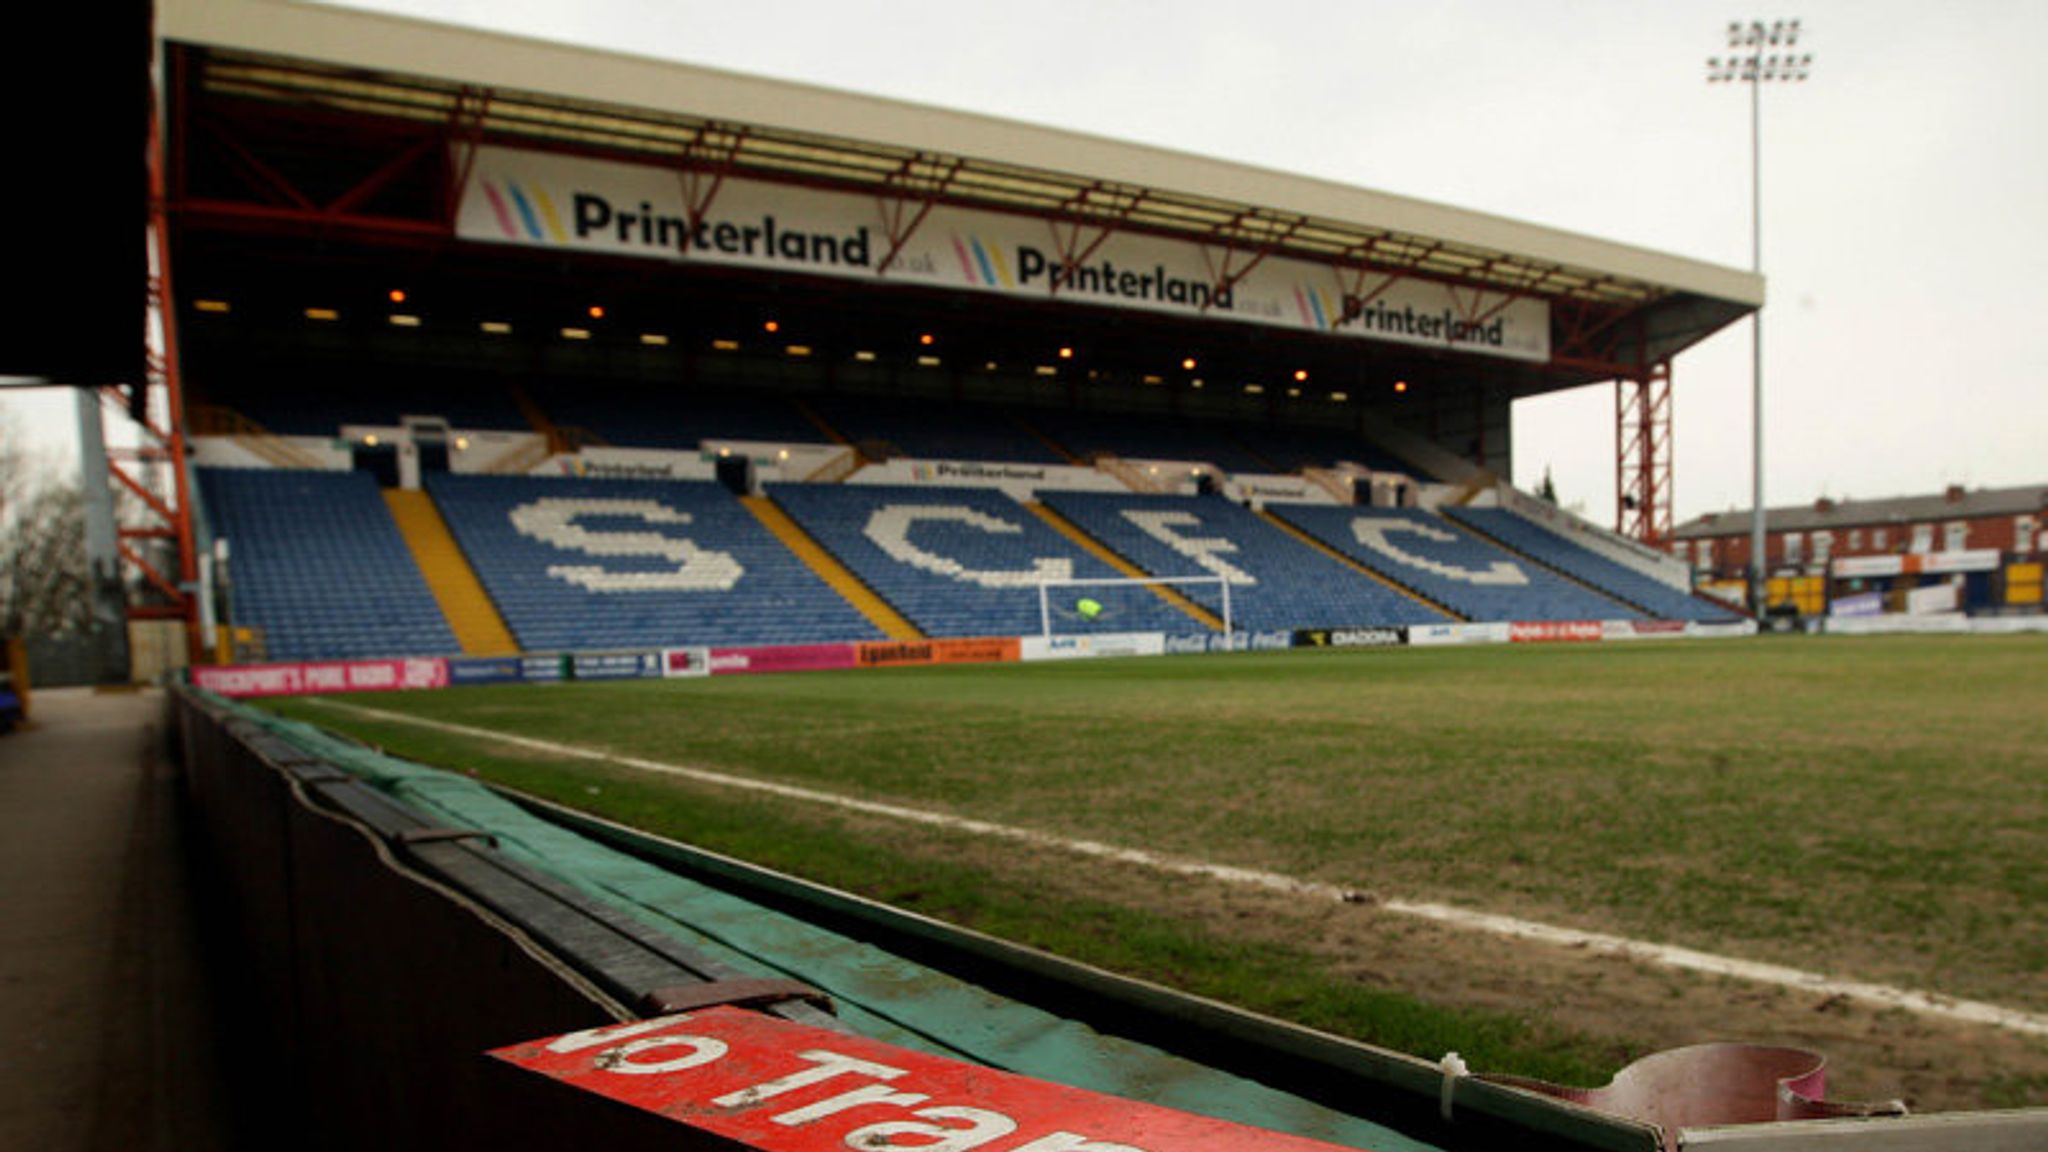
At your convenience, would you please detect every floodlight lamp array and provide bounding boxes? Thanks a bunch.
[1706,17,1815,83]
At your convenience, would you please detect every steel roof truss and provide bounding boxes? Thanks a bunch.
[670,123,746,256]
[446,87,492,223]
[1334,267,1401,327]
[1447,285,1524,331]
[1196,211,1304,312]
[873,153,964,276]
[200,118,317,211]
[1042,181,1142,298]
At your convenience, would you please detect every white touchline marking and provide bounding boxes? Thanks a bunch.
[306,697,2048,1039]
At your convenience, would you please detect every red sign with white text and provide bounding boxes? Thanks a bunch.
[192,657,449,697]
[707,643,858,675]
[490,1007,1356,1152]
[1507,621,1604,644]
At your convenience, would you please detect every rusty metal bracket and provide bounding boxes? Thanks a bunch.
[639,978,835,1018]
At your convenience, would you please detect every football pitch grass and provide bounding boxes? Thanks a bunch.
[263,634,2048,1107]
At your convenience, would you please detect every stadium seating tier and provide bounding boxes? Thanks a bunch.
[770,483,1201,638]
[1271,505,1644,623]
[1037,491,1449,630]
[427,473,885,650]
[199,468,461,661]
[1445,507,1740,623]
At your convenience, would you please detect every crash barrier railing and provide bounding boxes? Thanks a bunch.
[167,684,841,1150]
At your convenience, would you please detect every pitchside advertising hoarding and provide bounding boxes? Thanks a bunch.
[492,1007,1352,1152]
[456,146,1550,363]
[193,657,450,697]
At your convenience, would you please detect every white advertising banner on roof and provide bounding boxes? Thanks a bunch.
[455,146,1550,363]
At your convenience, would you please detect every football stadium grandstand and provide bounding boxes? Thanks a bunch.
[25,2,2047,1151]
[101,0,1775,670]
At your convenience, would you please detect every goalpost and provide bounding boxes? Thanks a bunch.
[1035,574,1234,650]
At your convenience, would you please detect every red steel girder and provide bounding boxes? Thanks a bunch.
[1334,266,1400,325]
[1044,182,1142,296]
[108,460,179,527]
[328,134,440,216]
[197,110,445,222]
[187,78,456,238]
[198,118,317,210]
[105,380,174,448]
[444,86,493,222]
[1615,361,1675,546]
[118,540,185,607]
[671,123,748,256]
[140,92,201,656]
[174,199,447,237]
[1447,285,1523,330]
[1198,212,1304,312]
[1553,298,1637,365]
[872,153,963,276]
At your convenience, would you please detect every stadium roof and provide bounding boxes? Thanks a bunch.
[159,0,1761,379]
[1675,484,2048,538]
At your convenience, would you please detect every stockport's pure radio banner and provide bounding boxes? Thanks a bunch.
[456,146,1550,363]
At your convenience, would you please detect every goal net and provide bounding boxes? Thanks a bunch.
[1034,574,1234,646]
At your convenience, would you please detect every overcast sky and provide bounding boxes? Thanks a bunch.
[10,0,2044,526]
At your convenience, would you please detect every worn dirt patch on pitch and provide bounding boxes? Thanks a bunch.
[855,810,2048,1111]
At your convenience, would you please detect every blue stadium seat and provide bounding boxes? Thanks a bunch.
[427,474,883,650]
[199,468,460,661]
[1038,492,1449,630]
[1271,505,1643,622]
[1446,507,1740,623]
[770,484,1197,638]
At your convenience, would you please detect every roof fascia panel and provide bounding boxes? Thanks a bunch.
[165,0,1763,310]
